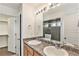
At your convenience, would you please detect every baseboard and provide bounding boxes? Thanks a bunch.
[8,51,16,54]
[0,45,8,48]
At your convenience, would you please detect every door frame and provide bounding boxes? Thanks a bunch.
[20,14,22,56]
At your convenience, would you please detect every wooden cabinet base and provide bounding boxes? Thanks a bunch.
[24,43,41,56]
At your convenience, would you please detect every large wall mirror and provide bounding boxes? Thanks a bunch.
[43,18,61,41]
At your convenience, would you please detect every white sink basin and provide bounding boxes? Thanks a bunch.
[27,40,41,45]
[43,46,68,56]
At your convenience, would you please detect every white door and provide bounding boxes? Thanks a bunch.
[15,15,20,55]
[8,17,16,53]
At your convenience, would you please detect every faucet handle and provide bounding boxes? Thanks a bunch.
[60,41,66,48]
[59,44,64,48]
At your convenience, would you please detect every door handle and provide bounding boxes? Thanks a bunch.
[17,39,20,40]
[78,20,79,27]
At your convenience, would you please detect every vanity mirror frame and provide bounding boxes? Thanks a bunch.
[43,17,64,43]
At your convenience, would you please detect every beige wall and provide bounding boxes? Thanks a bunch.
[22,4,36,38]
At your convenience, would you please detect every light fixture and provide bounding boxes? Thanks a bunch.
[35,3,61,15]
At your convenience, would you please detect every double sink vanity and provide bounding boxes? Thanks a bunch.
[24,38,79,56]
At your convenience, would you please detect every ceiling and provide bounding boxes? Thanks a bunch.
[0,3,47,11]
[0,3,47,10]
[0,3,22,10]
[26,3,47,9]
[0,3,48,12]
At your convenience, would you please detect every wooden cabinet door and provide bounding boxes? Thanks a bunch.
[24,43,41,56]
[27,51,33,56]
[24,44,33,56]
[27,45,33,55]
[24,47,28,56]
[24,44,28,56]
[24,50,28,56]
[34,51,41,56]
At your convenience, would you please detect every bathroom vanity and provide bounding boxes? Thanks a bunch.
[23,38,79,56]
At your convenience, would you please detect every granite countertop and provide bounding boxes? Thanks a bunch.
[24,38,79,56]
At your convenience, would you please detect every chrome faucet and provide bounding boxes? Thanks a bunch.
[59,41,66,48]
[54,42,65,49]
[54,43,60,49]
